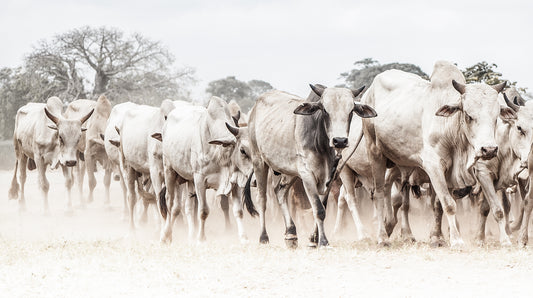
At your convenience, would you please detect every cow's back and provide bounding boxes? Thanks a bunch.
[162,105,207,180]
[120,105,161,173]
[105,102,138,166]
[249,91,302,176]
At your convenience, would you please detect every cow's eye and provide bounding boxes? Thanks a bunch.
[465,114,473,123]
[59,136,64,145]
[518,126,525,136]
[240,147,248,158]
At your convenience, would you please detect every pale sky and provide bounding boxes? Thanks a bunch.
[1,0,532,100]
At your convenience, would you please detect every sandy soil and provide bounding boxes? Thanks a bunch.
[1,169,533,297]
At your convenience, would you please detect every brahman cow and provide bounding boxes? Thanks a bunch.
[158,96,251,244]
[109,100,190,229]
[361,61,514,248]
[8,97,93,213]
[244,85,376,248]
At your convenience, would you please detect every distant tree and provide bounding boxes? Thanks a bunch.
[339,58,428,90]
[24,26,195,103]
[461,61,521,88]
[206,76,273,112]
[0,26,196,140]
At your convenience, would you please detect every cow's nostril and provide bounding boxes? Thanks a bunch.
[332,137,348,148]
[65,160,77,167]
[480,146,498,159]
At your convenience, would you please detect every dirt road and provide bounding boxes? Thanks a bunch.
[1,169,532,297]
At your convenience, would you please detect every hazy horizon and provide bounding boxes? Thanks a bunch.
[2,0,532,100]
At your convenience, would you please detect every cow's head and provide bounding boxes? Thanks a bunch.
[294,84,377,149]
[206,96,237,147]
[504,94,533,170]
[436,80,514,161]
[45,107,94,167]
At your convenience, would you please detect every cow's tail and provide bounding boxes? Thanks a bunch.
[243,170,258,217]
[8,159,19,200]
[159,186,168,220]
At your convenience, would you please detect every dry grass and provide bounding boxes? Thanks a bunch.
[1,169,533,297]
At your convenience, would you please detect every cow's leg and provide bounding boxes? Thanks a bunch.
[476,165,511,246]
[103,166,112,205]
[519,175,533,247]
[169,184,182,227]
[510,179,527,232]
[333,186,348,236]
[184,183,197,240]
[77,160,86,208]
[502,191,512,236]
[399,183,415,242]
[231,185,248,243]
[62,165,74,214]
[160,169,177,244]
[367,148,390,246]
[274,176,298,248]
[18,156,28,211]
[9,159,20,201]
[424,163,464,248]
[118,168,128,219]
[86,152,97,204]
[383,169,400,235]
[475,196,490,246]
[429,191,446,247]
[193,173,209,242]
[254,161,270,244]
[219,194,231,231]
[338,169,367,240]
[299,173,328,247]
[125,167,137,230]
[35,157,50,215]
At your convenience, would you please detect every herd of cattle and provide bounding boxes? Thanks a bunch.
[7,60,533,249]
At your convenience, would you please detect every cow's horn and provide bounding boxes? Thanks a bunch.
[80,109,94,124]
[452,80,466,95]
[309,84,325,97]
[351,85,365,98]
[492,81,507,93]
[44,108,60,125]
[503,93,519,112]
[226,122,239,137]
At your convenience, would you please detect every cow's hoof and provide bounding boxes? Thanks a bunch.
[385,221,397,237]
[284,235,298,249]
[475,238,485,247]
[307,242,317,249]
[450,239,466,250]
[430,237,447,248]
[239,236,249,245]
[378,241,391,248]
[259,232,269,244]
[402,235,416,244]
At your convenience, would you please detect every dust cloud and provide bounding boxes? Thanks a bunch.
[1,169,532,297]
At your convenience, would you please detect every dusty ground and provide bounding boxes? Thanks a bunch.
[1,169,533,297]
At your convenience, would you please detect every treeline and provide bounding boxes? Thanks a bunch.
[0,26,527,140]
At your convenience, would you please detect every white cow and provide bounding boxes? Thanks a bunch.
[244,85,376,248]
[361,61,514,247]
[159,96,251,244]
[8,97,93,213]
[109,100,191,229]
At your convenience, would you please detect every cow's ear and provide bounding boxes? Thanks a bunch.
[151,133,162,142]
[99,134,105,141]
[294,102,322,115]
[353,103,377,118]
[47,124,58,130]
[435,104,461,117]
[500,107,517,121]
[81,127,87,132]
[109,139,120,147]
[452,80,466,95]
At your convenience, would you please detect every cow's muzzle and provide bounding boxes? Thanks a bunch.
[332,137,348,149]
[65,160,77,167]
[480,146,498,160]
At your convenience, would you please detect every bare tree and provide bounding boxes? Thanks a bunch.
[26,26,195,103]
